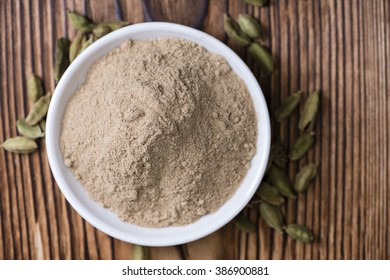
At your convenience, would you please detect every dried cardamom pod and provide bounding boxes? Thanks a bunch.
[289,132,314,161]
[237,14,261,39]
[243,0,267,7]
[79,36,94,53]
[266,142,287,174]
[285,224,314,243]
[1,136,38,154]
[294,164,318,192]
[39,119,46,133]
[271,141,288,168]
[74,36,87,58]
[274,91,301,121]
[223,14,251,46]
[92,24,112,39]
[259,202,284,232]
[69,33,85,62]
[234,213,256,233]
[102,20,129,30]
[132,245,150,260]
[265,141,286,174]
[67,11,94,33]
[16,119,44,139]
[265,152,273,174]
[54,38,70,83]
[248,42,274,73]
[268,165,296,199]
[298,91,320,131]
[25,94,51,126]
[27,74,43,103]
[256,182,285,206]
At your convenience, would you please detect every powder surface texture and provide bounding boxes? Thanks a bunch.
[60,38,257,227]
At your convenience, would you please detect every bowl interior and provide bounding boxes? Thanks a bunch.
[46,22,270,246]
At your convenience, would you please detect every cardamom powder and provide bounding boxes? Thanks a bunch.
[60,38,258,227]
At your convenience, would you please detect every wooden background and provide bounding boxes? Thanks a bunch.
[0,0,389,260]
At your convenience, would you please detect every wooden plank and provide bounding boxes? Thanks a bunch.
[0,0,15,260]
[143,0,208,28]
[119,0,144,23]
[384,0,390,260]
[0,0,389,260]
[150,246,183,260]
[185,224,236,260]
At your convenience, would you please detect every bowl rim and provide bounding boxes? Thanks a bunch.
[46,22,271,246]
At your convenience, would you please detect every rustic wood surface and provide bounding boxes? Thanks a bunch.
[0,0,389,260]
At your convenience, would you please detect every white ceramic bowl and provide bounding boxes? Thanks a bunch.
[46,22,270,246]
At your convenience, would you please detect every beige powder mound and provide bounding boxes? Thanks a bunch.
[60,38,257,227]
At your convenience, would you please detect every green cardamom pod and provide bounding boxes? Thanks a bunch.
[92,24,112,39]
[243,0,267,7]
[237,14,261,39]
[27,74,43,103]
[256,182,285,206]
[268,165,296,199]
[67,11,94,33]
[285,224,314,243]
[54,38,70,83]
[298,91,320,131]
[69,33,85,62]
[248,42,274,73]
[289,132,314,161]
[265,152,273,174]
[39,119,46,133]
[234,213,256,233]
[16,119,44,139]
[259,202,284,232]
[265,141,287,174]
[274,91,301,121]
[25,94,51,126]
[1,136,38,154]
[223,14,251,46]
[102,20,129,31]
[79,36,94,54]
[271,141,288,168]
[132,245,150,260]
[294,164,318,192]
[75,36,88,58]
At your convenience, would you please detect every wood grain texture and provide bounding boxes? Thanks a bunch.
[0,0,389,260]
